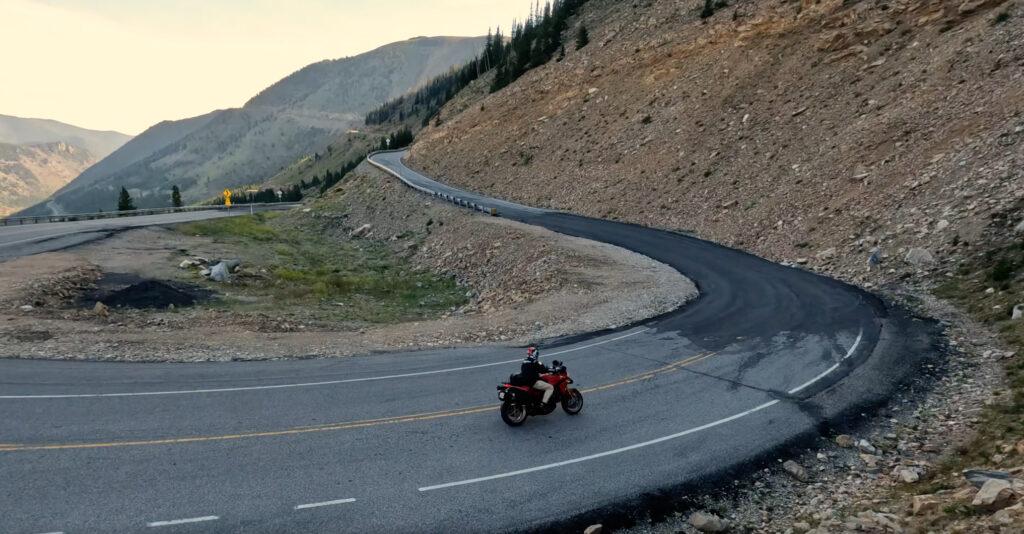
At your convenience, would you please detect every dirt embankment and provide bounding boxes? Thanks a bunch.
[0,165,695,361]
[411,0,1023,289]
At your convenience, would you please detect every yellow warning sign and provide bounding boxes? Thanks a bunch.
[223,189,232,207]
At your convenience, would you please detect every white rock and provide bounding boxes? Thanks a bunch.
[350,224,373,238]
[904,247,936,267]
[18,305,33,312]
[935,219,950,231]
[899,469,920,483]
[583,525,602,534]
[1012,304,1023,320]
[688,511,728,532]
[857,439,877,454]
[1015,219,1024,234]
[972,478,1017,510]
[178,259,195,269]
[209,262,230,282]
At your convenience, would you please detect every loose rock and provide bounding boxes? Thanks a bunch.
[904,248,936,268]
[972,478,1018,511]
[689,511,728,532]
[783,460,810,482]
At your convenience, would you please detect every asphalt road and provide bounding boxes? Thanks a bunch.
[0,153,939,533]
[0,205,297,261]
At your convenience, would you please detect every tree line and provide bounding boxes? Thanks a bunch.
[365,0,591,128]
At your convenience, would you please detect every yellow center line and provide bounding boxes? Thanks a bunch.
[1,351,719,453]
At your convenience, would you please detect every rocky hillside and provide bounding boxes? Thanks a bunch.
[410,0,1022,288]
[19,36,485,216]
[0,142,97,216]
[0,115,131,216]
[405,0,1024,532]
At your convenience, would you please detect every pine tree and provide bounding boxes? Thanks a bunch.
[171,185,183,208]
[117,187,135,212]
[575,24,589,50]
[700,0,715,18]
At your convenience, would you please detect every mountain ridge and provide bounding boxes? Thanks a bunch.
[19,35,485,215]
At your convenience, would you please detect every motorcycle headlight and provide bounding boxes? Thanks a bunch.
[498,391,506,400]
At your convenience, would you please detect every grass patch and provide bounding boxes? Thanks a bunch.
[932,239,1024,470]
[178,212,281,241]
[174,214,467,324]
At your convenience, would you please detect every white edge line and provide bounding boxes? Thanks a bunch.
[146,516,219,527]
[0,329,647,399]
[294,498,357,510]
[418,399,781,492]
[786,329,863,395]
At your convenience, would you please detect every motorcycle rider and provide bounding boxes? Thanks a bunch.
[521,346,554,406]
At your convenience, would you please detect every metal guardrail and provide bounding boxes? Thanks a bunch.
[0,203,304,227]
[367,150,499,217]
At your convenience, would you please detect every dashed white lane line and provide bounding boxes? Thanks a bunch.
[787,329,863,395]
[146,516,219,527]
[0,329,647,399]
[294,498,357,510]
[419,332,865,492]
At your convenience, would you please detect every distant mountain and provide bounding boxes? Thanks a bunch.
[0,116,131,216]
[20,36,485,215]
[0,115,130,158]
[0,142,97,216]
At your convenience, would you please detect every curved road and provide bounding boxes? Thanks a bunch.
[0,152,938,533]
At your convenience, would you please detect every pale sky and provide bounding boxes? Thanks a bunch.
[1,0,531,135]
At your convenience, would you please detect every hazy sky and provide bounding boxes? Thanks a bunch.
[1,0,531,135]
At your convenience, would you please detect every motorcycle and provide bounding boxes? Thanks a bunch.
[496,359,584,426]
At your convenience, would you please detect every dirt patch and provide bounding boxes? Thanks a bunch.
[0,166,695,362]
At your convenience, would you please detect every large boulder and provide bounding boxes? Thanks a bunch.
[904,248,936,267]
[972,479,1018,511]
[209,262,230,282]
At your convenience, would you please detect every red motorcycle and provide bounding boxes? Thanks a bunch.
[496,359,584,426]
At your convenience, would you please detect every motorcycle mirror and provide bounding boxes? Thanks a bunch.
[552,360,561,366]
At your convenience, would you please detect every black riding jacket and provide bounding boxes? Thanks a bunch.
[519,360,548,383]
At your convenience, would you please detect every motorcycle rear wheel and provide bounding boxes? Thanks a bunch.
[561,389,584,415]
[501,401,528,426]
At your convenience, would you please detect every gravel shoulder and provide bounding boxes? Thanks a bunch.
[0,167,696,362]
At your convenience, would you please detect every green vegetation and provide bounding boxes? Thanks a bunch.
[117,187,135,212]
[171,185,183,208]
[178,212,282,241]
[933,239,1024,470]
[575,24,589,50]
[175,213,468,323]
[377,127,415,151]
[365,0,592,127]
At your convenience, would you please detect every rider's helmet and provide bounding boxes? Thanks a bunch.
[525,346,539,363]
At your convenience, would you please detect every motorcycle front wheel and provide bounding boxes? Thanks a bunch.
[501,401,528,426]
[561,389,583,415]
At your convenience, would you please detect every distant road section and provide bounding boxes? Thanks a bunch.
[0,205,296,260]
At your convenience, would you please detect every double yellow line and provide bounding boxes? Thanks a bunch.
[0,352,717,453]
